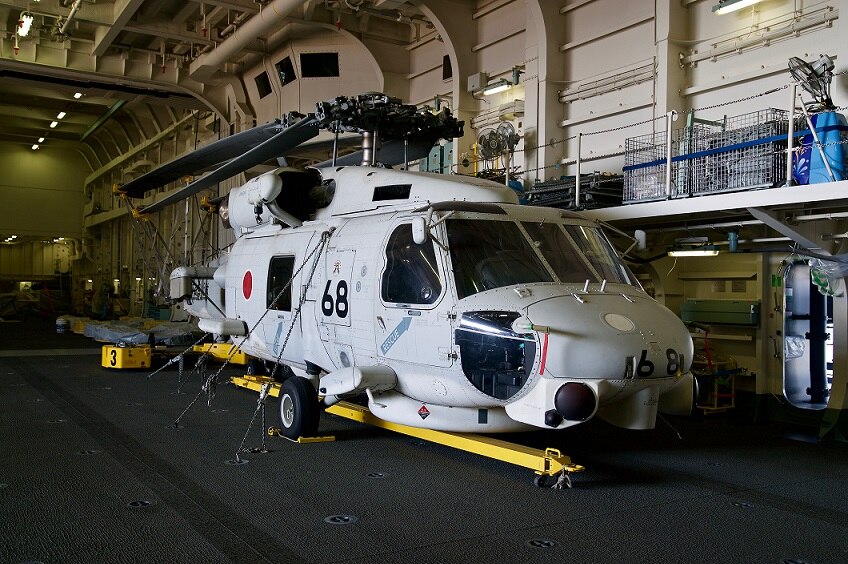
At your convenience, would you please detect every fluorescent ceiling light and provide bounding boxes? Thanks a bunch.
[668,247,720,257]
[56,111,66,119]
[31,144,39,150]
[38,137,45,142]
[49,121,58,128]
[73,92,82,99]
[712,0,763,15]
[18,12,33,37]
[481,79,511,96]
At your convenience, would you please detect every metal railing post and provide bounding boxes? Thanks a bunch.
[785,83,796,187]
[665,111,675,198]
[575,133,582,207]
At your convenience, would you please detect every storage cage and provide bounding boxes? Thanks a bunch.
[622,129,687,203]
[688,109,789,196]
[623,109,789,203]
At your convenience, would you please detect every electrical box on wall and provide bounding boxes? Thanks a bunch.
[680,299,760,326]
[467,72,488,93]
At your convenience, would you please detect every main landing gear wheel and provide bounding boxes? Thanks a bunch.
[278,377,320,440]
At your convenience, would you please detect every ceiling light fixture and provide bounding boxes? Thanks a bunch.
[481,79,511,96]
[668,246,720,257]
[73,92,82,99]
[31,144,39,150]
[712,0,763,15]
[56,111,66,119]
[38,137,45,143]
[17,12,34,37]
[49,121,58,128]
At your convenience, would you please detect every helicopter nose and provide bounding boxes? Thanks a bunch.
[525,293,693,380]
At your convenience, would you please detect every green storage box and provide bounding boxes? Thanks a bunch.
[680,299,760,326]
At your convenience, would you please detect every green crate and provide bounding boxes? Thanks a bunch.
[680,299,760,325]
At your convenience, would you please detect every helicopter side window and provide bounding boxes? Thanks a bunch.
[267,256,294,311]
[521,222,596,283]
[446,219,552,299]
[564,225,636,286]
[381,224,442,306]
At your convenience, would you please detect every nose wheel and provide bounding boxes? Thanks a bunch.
[278,377,320,440]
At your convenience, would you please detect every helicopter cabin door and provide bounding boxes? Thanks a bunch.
[375,221,453,368]
[261,254,304,367]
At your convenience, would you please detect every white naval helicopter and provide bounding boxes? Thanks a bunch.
[123,93,695,440]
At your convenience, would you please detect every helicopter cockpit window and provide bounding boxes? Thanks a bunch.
[446,219,552,299]
[522,222,596,283]
[381,224,442,306]
[267,256,295,311]
[564,225,635,286]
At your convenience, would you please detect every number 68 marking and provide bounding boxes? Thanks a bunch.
[636,348,680,377]
[321,280,349,318]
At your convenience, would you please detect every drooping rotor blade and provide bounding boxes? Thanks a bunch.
[137,116,320,215]
[121,120,286,198]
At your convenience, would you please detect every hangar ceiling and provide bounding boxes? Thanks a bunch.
[0,0,429,167]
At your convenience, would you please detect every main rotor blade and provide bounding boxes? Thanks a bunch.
[138,116,320,215]
[121,120,286,198]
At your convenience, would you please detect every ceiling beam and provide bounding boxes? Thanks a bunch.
[93,0,146,58]
[186,0,259,14]
[121,22,216,46]
[0,124,81,141]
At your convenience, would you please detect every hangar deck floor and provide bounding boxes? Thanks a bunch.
[2,319,847,564]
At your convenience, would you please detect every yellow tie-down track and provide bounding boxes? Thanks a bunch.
[231,374,584,488]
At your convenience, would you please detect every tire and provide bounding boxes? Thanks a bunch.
[278,377,320,439]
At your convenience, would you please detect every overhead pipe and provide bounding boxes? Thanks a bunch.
[59,0,83,36]
[220,11,251,39]
[189,0,304,82]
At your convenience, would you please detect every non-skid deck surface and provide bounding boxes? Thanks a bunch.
[1,319,847,563]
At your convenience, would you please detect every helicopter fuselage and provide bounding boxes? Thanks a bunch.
[180,166,694,433]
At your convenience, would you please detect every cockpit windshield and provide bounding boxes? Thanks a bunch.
[446,219,552,299]
[445,217,638,299]
[563,225,636,286]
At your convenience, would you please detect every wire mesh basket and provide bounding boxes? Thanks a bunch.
[688,109,789,196]
[623,131,686,203]
[623,109,789,203]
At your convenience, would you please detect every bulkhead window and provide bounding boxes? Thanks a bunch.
[381,224,442,305]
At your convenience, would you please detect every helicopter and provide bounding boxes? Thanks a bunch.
[122,92,695,440]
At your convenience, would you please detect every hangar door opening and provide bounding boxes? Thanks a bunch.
[783,260,833,410]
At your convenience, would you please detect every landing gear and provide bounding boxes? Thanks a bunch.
[278,377,320,440]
